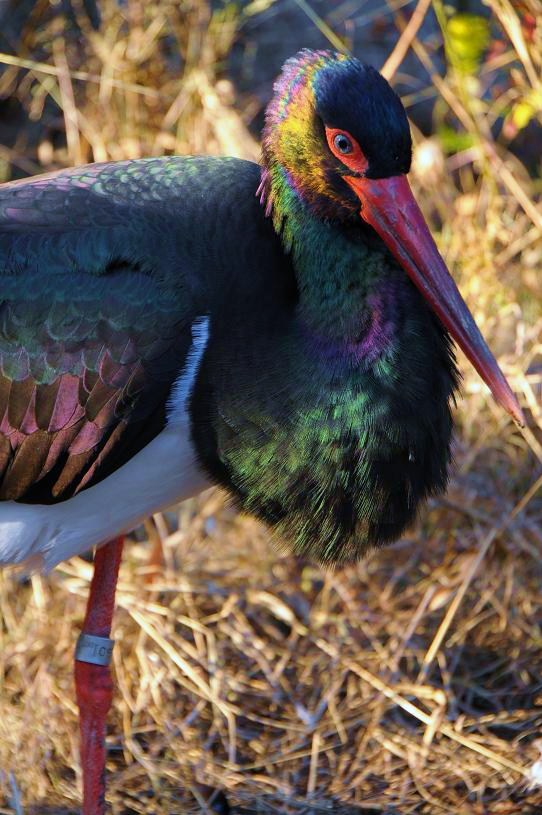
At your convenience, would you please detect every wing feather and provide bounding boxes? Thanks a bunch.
[0,159,209,503]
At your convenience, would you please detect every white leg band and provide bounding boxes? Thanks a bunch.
[75,633,114,666]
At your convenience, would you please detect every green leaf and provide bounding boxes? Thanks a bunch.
[446,14,490,76]
[437,125,476,154]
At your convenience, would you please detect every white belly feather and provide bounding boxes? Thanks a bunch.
[0,316,212,572]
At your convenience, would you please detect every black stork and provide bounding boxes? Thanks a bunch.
[0,49,523,814]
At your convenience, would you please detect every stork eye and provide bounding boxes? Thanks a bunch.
[333,133,353,154]
[325,126,368,173]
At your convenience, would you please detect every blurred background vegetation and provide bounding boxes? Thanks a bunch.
[0,1,541,813]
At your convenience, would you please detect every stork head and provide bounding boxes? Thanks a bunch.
[261,49,523,426]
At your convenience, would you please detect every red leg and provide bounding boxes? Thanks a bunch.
[74,537,124,815]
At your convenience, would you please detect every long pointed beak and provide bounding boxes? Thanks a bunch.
[345,174,524,427]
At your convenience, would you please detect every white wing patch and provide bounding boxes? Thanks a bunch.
[167,315,210,425]
[0,316,212,572]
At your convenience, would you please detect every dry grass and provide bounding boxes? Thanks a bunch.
[0,1,541,812]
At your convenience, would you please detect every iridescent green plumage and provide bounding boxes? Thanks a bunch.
[0,157,269,500]
[193,185,457,562]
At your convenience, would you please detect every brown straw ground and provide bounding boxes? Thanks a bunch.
[0,1,542,812]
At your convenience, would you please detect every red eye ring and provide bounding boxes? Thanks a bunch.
[325,126,368,175]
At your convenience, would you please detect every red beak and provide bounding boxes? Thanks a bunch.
[346,174,524,427]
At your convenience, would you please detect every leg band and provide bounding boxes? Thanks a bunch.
[76,633,115,666]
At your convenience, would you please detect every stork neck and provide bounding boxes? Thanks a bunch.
[265,174,399,358]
